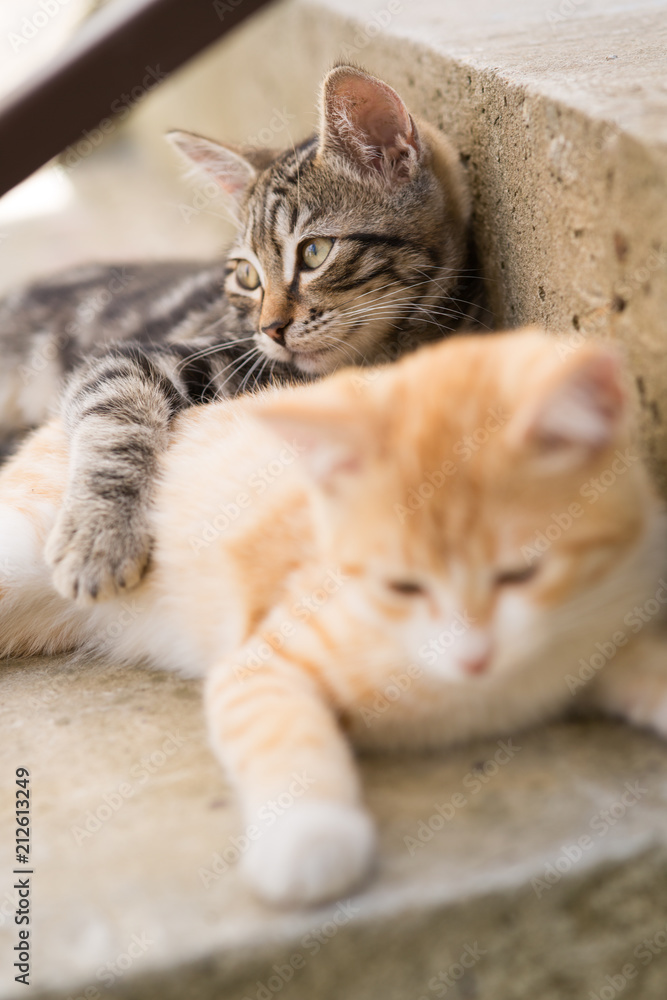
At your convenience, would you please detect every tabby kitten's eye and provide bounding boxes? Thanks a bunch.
[387,581,426,597]
[235,260,260,290]
[301,237,334,269]
[495,565,539,587]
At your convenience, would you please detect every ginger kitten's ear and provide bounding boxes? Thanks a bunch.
[318,65,422,185]
[166,130,258,206]
[255,396,376,493]
[511,348,626,466]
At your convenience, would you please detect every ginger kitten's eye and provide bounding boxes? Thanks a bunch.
[387,581,426,597]
[495,565,539,587]
[235,260,260,290]
[301,237,334,269]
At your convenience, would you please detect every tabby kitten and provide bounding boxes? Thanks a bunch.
[0,64,488,606]
[0,329,665,905]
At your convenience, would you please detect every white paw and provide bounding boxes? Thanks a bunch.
[0,504,43,582]
[241,801,376,906]
[644,693,667,738]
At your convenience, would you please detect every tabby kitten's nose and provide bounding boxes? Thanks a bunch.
[262,319,292,346]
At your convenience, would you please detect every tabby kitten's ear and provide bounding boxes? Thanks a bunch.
[166,130,258,205]
[318,65,422,185]
[511,347,626,467]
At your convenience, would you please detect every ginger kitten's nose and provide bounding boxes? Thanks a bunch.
[262,318,292,346]
[461,654,491,676]
[458,630,493,677]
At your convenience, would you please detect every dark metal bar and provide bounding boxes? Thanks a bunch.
[0,0,276,198]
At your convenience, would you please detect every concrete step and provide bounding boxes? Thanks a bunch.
[3,656,667,1000]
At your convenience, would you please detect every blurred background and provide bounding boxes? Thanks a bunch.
[0,0,319,292]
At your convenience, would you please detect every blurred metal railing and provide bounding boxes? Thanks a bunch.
[0,0,276,198]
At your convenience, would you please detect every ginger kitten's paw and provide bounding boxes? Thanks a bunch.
[242,801,376,906]
[588,637,667,738]
[617,677,667,738]
[45,503,151,604]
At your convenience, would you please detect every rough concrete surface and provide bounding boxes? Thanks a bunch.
[2,1,667,998]
[3,656,667,1000]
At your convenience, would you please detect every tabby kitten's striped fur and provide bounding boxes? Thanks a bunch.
[0,330,665,905]
[0,65,488,606]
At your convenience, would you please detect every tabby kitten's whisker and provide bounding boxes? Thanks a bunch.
[204,348,261,393]
[237,353,267,397]
[335,280,454,320]
[173,336,257,373]
[313,335,367,366]
[213,346,262,387]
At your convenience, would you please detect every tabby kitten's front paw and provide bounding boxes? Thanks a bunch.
[45,503,151,604]
[242,801,376,907]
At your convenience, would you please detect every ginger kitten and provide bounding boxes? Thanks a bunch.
[0,329,665,905]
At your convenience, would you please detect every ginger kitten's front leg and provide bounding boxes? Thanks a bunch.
[584,632,667,736]
[205,647,375,906]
